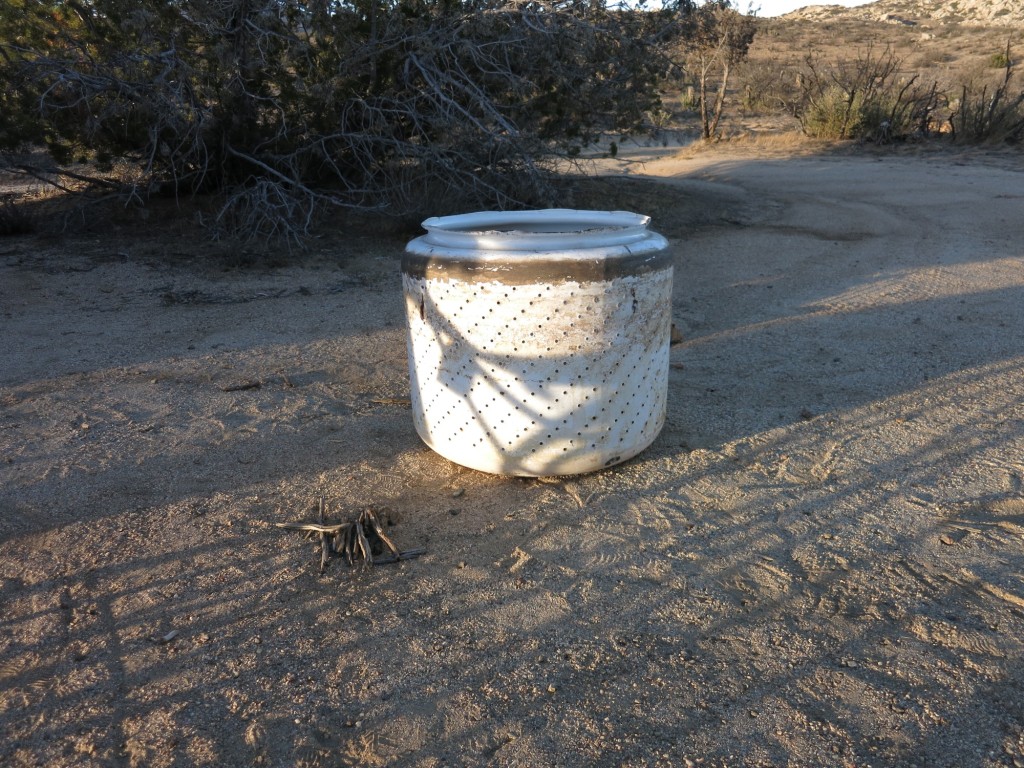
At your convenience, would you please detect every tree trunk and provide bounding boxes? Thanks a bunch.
[709,60,731,140]
[698,56,712,140]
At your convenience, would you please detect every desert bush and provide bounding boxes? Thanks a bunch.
[950,45,1024,143]
[990,51,1012,69]
[801,85,868,139]
[0,1,697,240]
[798,46,943,141]
[735,59,799,114]
[910,47,954,70]
[679,86,699,112]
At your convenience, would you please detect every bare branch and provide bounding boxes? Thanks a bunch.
[1,0,693,238]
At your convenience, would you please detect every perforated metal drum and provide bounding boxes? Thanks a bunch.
[402,209,672,476]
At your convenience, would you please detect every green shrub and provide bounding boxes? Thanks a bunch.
[797,46,944,142]
[801,86,864,139]
[990,51,1011,69]
[801,88,903,141]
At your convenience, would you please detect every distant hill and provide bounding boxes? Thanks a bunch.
[782,0,1024,27]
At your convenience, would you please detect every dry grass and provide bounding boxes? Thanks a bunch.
[716,129,823,152]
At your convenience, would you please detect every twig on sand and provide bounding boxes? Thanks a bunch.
[219,381,262,392]
[276,506,423,571]
[369,397,411,406]
[318,496,330,574]
[372,548,427,565]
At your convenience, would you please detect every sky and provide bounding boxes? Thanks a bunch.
[749,0,874,17]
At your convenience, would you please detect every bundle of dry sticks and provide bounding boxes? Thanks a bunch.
[275,498,425,573]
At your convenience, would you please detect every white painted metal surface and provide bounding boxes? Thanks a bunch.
[403,209,672,476]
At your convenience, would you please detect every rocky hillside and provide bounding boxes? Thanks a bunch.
[784,0,1024,27]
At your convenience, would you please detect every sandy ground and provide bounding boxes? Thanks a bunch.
[2,143,1024,767]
